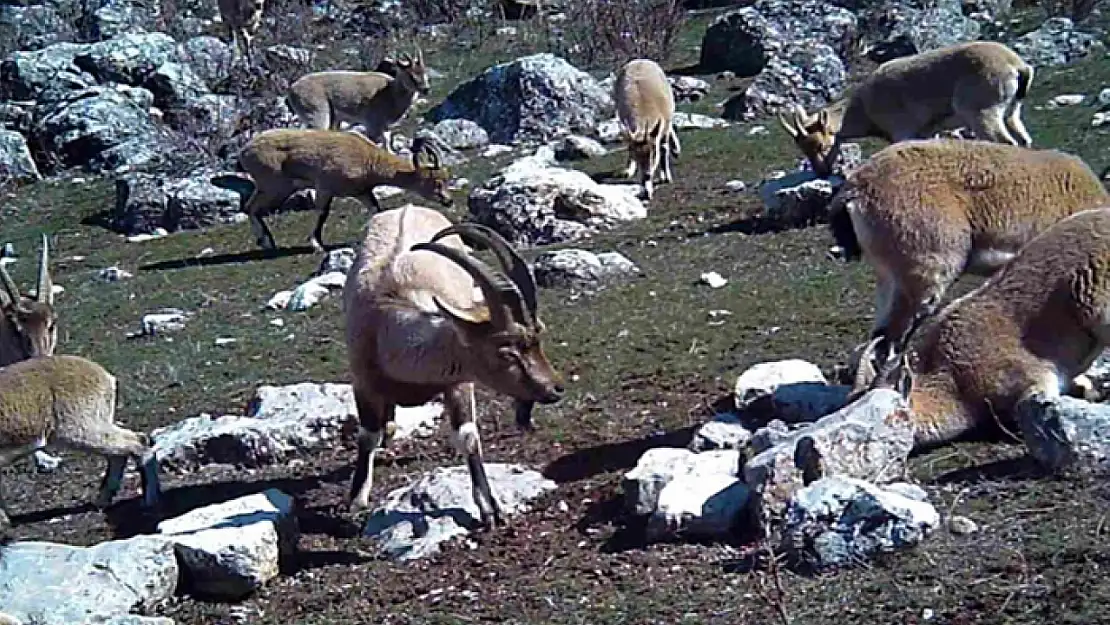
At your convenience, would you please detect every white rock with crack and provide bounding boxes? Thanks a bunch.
[157,489,298,599]
[622,447,740,515]
[649,473,750,539]
[363,464,556,561]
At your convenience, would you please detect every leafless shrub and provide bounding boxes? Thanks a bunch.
[560,0,686,68]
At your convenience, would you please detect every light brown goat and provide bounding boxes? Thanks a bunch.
[217,0,265,65]
[224,129,454,252]
[343,205,564,526]
[287,50,430,147]
[855,206,1110,449]
[0,354,161,525]
[614,58,681,200]
[780,41,1034,176]
[830,138,1110,370]
[0,235,55,368]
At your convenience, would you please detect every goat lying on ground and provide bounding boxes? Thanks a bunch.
[779,40,1034,176]
[343,205,564,526]
[853,206,1110,449]
[215,131,453,252]
[614,58,681,200]
[828,138,1109,370]
[0,354,161,526]
[287,49,430,148]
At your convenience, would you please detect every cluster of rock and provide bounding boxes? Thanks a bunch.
[621,355,1110,570]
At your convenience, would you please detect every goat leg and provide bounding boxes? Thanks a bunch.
[447,385,502,528]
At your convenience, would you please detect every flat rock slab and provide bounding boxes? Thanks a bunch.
[0,536,178,625]
[689,415,753,452]
[622,448,740,516]
[782,476,939,571]
[1017,393,1110,474]
[744,389,915,518]
[364,464,556,561]
[151,382,441,471]
[649,473,751,539]
[157,489,297,599]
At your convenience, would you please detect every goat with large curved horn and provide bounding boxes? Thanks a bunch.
[427,223,538,322]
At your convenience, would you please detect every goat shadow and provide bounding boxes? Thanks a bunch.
[137,244,338,272]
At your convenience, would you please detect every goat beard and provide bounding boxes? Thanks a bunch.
[514,399,536,431]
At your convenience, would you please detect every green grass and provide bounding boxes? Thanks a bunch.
[4,8,1110,624]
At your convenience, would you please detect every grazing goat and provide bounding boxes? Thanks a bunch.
[287,49,430,147]
[829,138,1109,370]
[614,58,681,200]
[0,354,161,526]
[223,129,454,252]
[217,0,264,65]
[779,41,1034,176]
[853,206,1110,449]
[343,205,565,526]
[0,235,55,368]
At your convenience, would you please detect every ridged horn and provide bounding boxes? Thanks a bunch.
[0,261,20,311]
[410,241,514,329]
[37,233,51,305]
[428,223,537,324]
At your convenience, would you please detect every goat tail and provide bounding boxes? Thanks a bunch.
[1015,64,1033,101]
[828,184,862,261]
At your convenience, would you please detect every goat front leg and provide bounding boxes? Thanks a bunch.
[309,189,335,253]
[446,383,501,528]
[348,386,394,512]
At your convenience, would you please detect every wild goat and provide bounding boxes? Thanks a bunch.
[343,205,564,526]
[853,206,1110,449]
[829,138,1109,370]
[0,354,161,526]
[217,0,264,65]
[614,58,681,200]
[218,129,453,252]
[779,41,1034,176]
[0,235,55,368]
[287,49,430,147]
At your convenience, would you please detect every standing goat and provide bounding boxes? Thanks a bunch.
[853,206,1110,449]
[779,41,1034,177]
[343,205,564,526]
[0,235,55,368]
[219,129,454,252]
[614,58,681,200]
[830,138,1109,369]
[287,49,430,148]
[217,0,265,65]
[0,354,161,526]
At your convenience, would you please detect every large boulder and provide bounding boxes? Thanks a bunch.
[1016,393,1110,475]
[0,42,95,101]
[698,0,858,75]
[112,169,242,235]
[427,53,613,145]
[468,147,646,248]
[857,0,981,63]
[364,464,556,561]
[73,32,179,85]
[0,130,41,183]
[725,41,847,120]
[33,86,170,173]
[532,248,641,288]
[0,4,77,51]
[0,536,178,625]
[1008,17,1100,68]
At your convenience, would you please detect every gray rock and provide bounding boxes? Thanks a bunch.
[669,75,711,102]
[427,53,613,145]
[690,414,754,452]
[649,473,751,539]
[698,0,858,75]
[858,0,981,63]
[318,247,357,275]
[727,42,846,121]
[176,36,234,88]
[751,419,793,453]
[73,32,179,85]
[758,170,845,227]
[112,170,243,235]
[734,359,828,409]
[157,489,298,599]
[428,118,490,150]
[0,104,32,134]
[623,447,741,516]
[0,4,76,51]
[0,130,41,184]
[33,86,169,173]
[0,42,94,101]
[0,536,178,625]
[671,111,731,130]
[744,389,916,517]
[532,248,640,288]
[552,134,607,160]
[364,463,556,561]
[85,0,157,40]
[151,382,441,471]
[734,359,849,423]
[145,61,210,109]
[163,93,239,137]
[1016,393,1110,474]
[782,475,939,570]
[947,514,978,535]
[1009,17,1100,68]
[468,149,645,247]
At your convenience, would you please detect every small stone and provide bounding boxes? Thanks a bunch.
[947,515,978,535]
[1050,93,1086,107]
[725,180,747,192]
[700,271,728,288]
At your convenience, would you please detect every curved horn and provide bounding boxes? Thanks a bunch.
[778,112,800,138]
[37,233,51,305]
[410,241,514,329]
[0,263,21,310]
[850,335,884,397]
[424,141,444,170]
[428,224,537,323]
